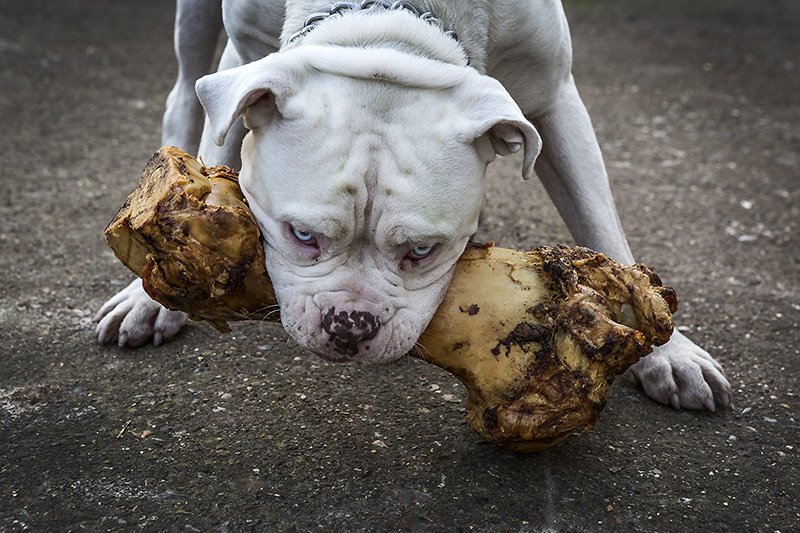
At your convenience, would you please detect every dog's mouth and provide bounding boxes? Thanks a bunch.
[301,331,409,364]
[277,286,434,365]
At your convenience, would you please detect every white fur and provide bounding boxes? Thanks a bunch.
[95,0,731,409]
[195,43,540,173]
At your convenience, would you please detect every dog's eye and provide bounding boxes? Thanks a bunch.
[407,245,434,261]
[291,226,317,246]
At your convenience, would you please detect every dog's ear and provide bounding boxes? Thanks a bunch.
[458,76,542,180]
[195,57,294,146]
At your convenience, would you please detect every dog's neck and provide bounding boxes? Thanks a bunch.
[282,1,471,68]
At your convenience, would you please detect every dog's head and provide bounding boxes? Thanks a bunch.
[197,46,540,362]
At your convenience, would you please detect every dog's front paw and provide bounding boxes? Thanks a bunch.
[631,331,731,411]
[93,279,188,347]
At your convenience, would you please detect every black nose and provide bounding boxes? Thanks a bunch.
[321,307,381,356]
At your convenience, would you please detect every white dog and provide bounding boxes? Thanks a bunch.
[95,0,730,410]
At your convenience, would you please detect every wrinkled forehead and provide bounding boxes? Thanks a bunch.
[286,72,464,124]
[242,74,484,208]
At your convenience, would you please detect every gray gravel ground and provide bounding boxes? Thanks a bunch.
[1,0,798,531]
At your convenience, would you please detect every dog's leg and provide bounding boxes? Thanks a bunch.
[94,35,255,348]
[163,0,223,155]
[530,76,731,410]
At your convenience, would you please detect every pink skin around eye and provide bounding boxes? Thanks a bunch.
[286,224,320,258]
[402,244,437,268]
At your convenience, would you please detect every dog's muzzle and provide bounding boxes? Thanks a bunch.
[320,307,382,356]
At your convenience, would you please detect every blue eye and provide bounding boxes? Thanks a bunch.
[291,226,316,245]
[408,245,434,260]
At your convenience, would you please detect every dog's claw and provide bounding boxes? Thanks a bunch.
[704,394,716,413]
[669,393,680,410]
[702,364,732,408]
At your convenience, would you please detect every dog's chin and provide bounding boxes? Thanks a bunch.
[305,347,353,363]
[303,344,407,364]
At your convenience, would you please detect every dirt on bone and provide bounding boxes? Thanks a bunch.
[105,147,277,332]
[105,147,677,452]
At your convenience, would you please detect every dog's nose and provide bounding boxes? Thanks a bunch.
[321,307,382,356]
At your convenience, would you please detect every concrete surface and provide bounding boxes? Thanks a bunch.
[0,0,798,531]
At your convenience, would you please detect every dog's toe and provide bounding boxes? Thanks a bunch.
[631,354,679,407]
[118,301,161,347]
[671,359,716,411]
[95,298,135,345]
[153,307,188,346]
[701,359,732,408]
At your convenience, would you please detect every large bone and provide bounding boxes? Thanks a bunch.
[105,147,677,451]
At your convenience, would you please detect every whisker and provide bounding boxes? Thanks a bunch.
[244,305,282,333]
[238,304,283,340]
[244,304,280,319]
[412,341,432,363]
[262,308,282,321]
